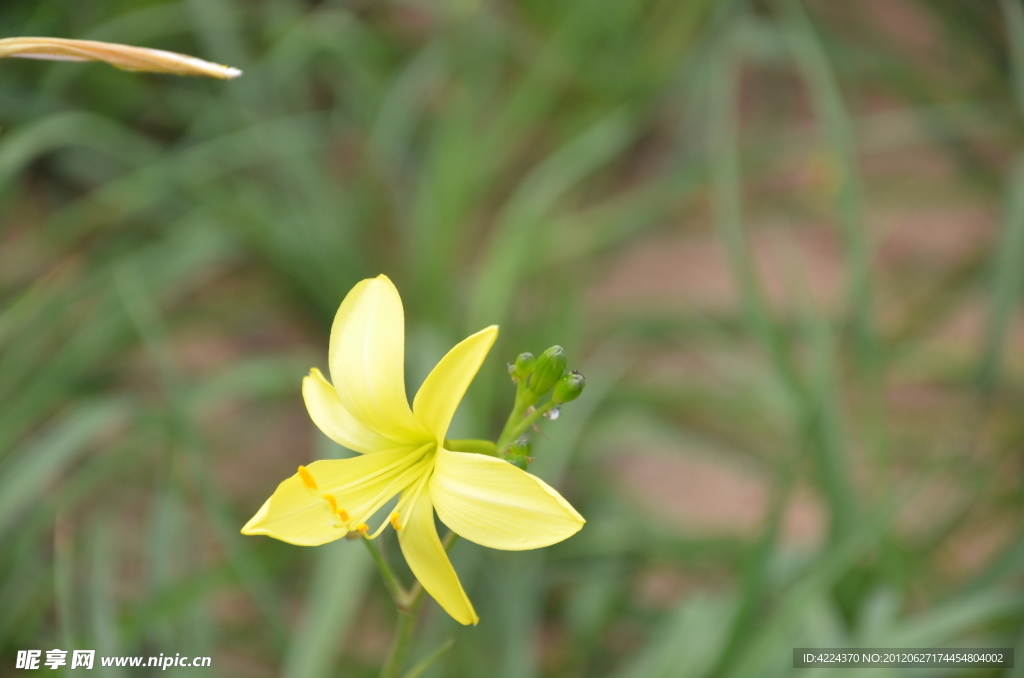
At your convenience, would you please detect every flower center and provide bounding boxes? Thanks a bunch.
[298,443,436,538]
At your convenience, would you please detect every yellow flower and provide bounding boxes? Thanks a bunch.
[0,37,241,79]
[241,275,584,625]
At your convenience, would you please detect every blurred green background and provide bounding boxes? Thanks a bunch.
[3,0,1024,676]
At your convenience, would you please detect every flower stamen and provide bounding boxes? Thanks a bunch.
[346,453,434,534]
[297,465,318,490]
[381,466,432,538]
[327,442,432,495]
[367,516,392,539]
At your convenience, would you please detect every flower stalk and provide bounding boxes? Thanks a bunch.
[443,439,498,456]
[497,400,558,453]
[371,532,458,678]
[361,537,413,611]
[495,381,532,453]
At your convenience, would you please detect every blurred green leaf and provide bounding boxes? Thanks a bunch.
[0,399,128,539]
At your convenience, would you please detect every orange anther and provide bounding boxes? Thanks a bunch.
[336,508,350,522]
[323,494,338,511]
[390,512,402,530]
[356,523,369,536]
[297,465,318,490]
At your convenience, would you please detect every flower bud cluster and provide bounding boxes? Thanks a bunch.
[510,345,585,405]
[497,345,587,470]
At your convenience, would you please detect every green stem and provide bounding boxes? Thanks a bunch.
[377,532,459,678]
[362,536,411,610]
[444,439,498,456]
[400,638,455,678]
[496,382,532,453]
[380,606,419,678]
[503,401,557,448]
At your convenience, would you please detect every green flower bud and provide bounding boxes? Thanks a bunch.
[528,345,566,397]
[511,352,535,383]
[552,370,585,404]
[505,439,532,471]
[508,456,529,471]
[507,438,530,456]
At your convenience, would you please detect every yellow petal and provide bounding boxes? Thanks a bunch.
[397,487,478,625]
[430,449,585,551]
[241,473,338,546]
[328,275,429,443]
[413,326,498,441]
[0,37,241,79]
[303,368,396,454]
[241,447,425,546]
